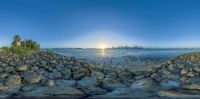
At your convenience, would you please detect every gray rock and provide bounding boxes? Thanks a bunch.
[5,75,21,86]
[77,77,98,88]
[91,71,105,81]
[130,78,155,91]
[60,68,71,79]
[22,86,84,97]
[47,80,55,87]
[158,90,200,98]
[73,69,87,80]
[48,70,62,79]
[56,80,76,87]
[21,85,35,92]
[24,72,41,84]
[106,87,131,96]
[82,87,107,95]
[182,83,200,90]
[31,66,39,71]
[159,80,181,90]
[16,65,28,72]
[4,67,15,73]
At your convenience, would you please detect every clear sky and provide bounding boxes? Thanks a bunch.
[0,0,200,48]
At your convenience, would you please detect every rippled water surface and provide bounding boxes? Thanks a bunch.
[50,48,200,68]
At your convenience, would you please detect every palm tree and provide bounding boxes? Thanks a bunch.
[12,35,21,47]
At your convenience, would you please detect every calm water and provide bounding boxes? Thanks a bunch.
[50,48,200,68]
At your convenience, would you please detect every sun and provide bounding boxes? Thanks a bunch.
[99,43,107,49]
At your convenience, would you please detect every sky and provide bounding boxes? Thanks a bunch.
[0,0,200,48]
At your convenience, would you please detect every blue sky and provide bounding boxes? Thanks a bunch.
[0,0,200,48]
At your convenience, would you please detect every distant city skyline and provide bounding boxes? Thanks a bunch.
[1,0,200,48]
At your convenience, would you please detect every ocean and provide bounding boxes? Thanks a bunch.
[49,48,200,69]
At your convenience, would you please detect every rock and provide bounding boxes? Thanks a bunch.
[180,69,187,75]
[130,78,156,91]
[5,75,21,86]
[105,87,131,96]
[16,65,28,72]
[60,68,71,79]
[159,80,181,90]
[73,69,87,80]
[102,79,127,90]
[21,86,35,92]
[22,86,84,97]
[48,70,62,79]
[40,60,47,66]
[194,67,200,72]
[182,84,200,90]
[56,80,76,87]
[77,77,98,88]
[91,71,105,81]
[187,71,194,77]
[3,86,21,95]
[31,66,39,71]
[47,80,55,87]
[24,72,41,84]
[4,67,15,73]
[82,87,107,95]
[158,90,200,98]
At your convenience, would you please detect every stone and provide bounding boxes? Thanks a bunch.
[48,71,62,79]
[73,69,87,80]
[24,72,41,84]
[56,80,76,87]
[77,77,97,88]
[60,68,71,79]
[130,78,155,91]
[182,84,200,90]
[5,75,21,86]
[187,71,194,77]
[22,86,84,97]
[81,87,107,95]
[91,71,105,81]
[17,65,28,72]
[180,69,187,75]
[4,67,15,73]
[159,80,181,90]
[21,86,35,92]
[47,80,55,87]
[31,66,39,71]
[158,90,200,98]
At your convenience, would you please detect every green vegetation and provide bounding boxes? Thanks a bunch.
[1,35,40,55]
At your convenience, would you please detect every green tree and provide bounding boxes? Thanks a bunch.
[11,35,21,47]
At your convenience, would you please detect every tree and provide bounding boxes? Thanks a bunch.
[12,35,21,47]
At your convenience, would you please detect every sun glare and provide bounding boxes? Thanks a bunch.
[99,44,107,49]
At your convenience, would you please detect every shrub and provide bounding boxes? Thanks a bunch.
[1,46,10,54]
[21,39,40,51]
[1,35,40,55]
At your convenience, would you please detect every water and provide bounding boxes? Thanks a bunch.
[49,48,200,68]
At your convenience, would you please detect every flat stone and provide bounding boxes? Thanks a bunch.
[158,90,200,98]
[56,80,76,87]
[22,86,84,97]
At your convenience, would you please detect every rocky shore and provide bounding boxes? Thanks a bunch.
[0,51,200,98]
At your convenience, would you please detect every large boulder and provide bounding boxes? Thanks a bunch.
[159,80,181,90]
[73,69,87,80]
[55,80,76,87]
[60,68,71,79]
[5,75,21,86]
[22,86,84,97]
[130,78,156,91]
[24,72,41,84]
[77,77,98,88]
[16,65,28,72]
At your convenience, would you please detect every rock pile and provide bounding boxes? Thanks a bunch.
[0,51,200,98]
